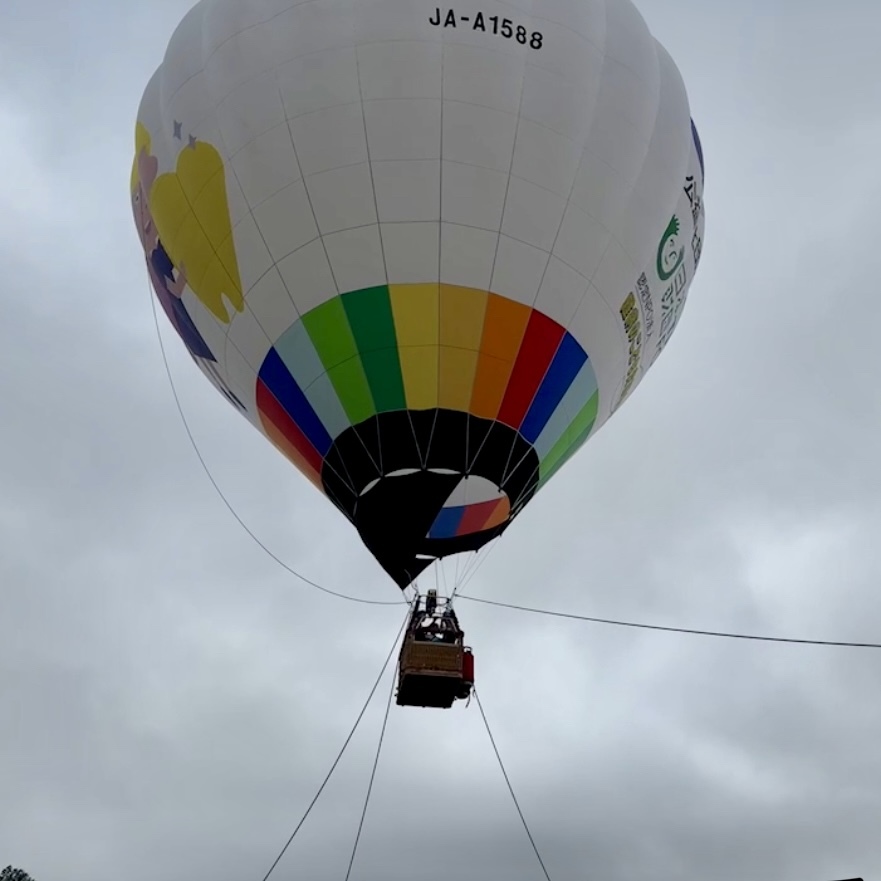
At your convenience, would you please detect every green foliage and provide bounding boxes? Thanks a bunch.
[1,867,35,881]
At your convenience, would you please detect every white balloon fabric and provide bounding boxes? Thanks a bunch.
[132,0,706,588]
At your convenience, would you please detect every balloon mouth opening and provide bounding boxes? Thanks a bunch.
[320,409,539,588]
[360,468,450,493]
[426,475,511,540]
[359,470,511,539]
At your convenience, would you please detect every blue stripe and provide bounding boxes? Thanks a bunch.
[691,118,705,180]
[534,362,598,459]
[258,348,333,455]
[429,506,465,540]
[303,371,351,440]
[275,319,326,389]
[520,334,587,444]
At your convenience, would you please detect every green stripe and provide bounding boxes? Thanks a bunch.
[302,297,375,424]
[539,391,599,484]
[327,358,375,425]
[341,286,406,412]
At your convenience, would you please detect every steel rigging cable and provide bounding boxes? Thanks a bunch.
[152,289,881,651]
[258,608,409,881]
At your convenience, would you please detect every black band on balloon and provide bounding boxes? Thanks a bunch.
[321,409,539,588]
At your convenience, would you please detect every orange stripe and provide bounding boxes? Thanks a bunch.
[456,498,500,536]
[480,294,531,359]
[261,415,324,491]
[483,497,511,530]
[470,294,531,419]
[469,354,512,419]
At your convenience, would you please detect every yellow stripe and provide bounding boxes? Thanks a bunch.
[438,346,480,411]
[398,346,439,410]
[389,284,439,345]
[436,285,487,412]
[389,284,441,410]
[439,285,488,349]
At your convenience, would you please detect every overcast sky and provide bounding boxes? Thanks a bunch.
[2,1,881,879]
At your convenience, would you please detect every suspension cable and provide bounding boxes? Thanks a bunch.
[344,654,397,881]
[148,286,405,607]
[457,594,881,649]
[258,607,410,881]
[474,688,552,881]
[452,536,502,600]
[150,287,881,650]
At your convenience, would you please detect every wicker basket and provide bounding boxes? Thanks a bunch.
[399,641,463,675]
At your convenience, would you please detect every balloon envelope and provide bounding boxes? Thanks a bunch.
[132,0,706,588]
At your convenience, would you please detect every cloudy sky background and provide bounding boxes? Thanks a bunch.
[2,1,881,879]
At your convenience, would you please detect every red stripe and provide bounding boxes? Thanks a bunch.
[497,311,565,428]
[456,499,503,536]
[256,380,324,474]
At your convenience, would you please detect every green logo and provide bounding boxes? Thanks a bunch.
[656,215,685,282]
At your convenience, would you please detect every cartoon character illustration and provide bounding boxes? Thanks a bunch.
[131,122,246,410]
[132,142,216,361]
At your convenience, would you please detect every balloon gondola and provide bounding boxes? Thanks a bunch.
[397,589,474,708]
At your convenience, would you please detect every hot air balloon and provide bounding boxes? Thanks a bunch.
[132,0,705,706]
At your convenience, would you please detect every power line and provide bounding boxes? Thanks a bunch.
[148,287,405,608]
[458,594,881,649]
[146,274,871,876]
[344,653,397,881]
[474,689,552,881]
[258,608,410,881]
[149,286,881,651]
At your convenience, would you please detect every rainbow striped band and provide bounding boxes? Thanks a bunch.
[255,284,599,585]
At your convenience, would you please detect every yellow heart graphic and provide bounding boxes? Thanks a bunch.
[132,122,243,324]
